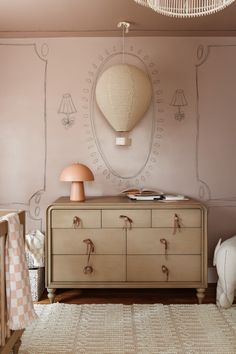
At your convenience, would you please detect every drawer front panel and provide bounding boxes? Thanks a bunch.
[127,228,201,255]
[127,255,201,282]
[52,229,125,255]
[102,209,151,228]
[152,209,201,228]
[52,255,125,282]
[51,209,101,228]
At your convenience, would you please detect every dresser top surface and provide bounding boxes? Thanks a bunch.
[50,196,206,210]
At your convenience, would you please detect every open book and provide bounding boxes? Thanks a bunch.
[121,188,164,197]
[121,188,164,200]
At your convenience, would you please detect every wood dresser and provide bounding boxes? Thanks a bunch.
[46,196,207,304]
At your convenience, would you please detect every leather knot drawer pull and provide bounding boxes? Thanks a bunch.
[83,238,95,274]
[73,216,81,229]
[83,265,93,274]
[173,213,181,235]
[160,238,168,255]
[162,265,169,281]
[119,215,133,230]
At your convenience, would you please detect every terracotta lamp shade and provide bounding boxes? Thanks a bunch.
[60,163,94,201]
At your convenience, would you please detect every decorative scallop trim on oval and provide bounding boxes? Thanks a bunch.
[81,45,165,189]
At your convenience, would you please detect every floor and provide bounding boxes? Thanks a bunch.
[37,284,218,305]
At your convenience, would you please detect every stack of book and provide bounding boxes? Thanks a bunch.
[121,189,188,201]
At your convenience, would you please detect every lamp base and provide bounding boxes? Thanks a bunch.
[70,181,85,201]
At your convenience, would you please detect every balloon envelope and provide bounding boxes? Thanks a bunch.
[95,64,152,132]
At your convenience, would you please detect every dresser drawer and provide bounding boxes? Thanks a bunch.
[102,209,151,228]
[52,229,125,255]
[52,255,125,282]
[152,209,201,228]
[127,228,201,255]
[127,255,201,282]
[51,209,101,228]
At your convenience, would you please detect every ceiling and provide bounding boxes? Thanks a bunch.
[0,0,236,38]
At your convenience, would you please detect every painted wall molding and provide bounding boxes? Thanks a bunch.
[195,43,236,205]
[0,42,48,229]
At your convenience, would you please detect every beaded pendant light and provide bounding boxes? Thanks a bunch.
[134,0,235,17]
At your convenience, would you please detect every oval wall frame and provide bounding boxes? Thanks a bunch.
[81,46,165,189]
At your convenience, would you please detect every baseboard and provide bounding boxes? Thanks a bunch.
[208,267,217,283]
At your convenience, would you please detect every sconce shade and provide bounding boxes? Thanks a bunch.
[95,64,152,132]
[60,163,94,202]
[58,93,77,114]
[170,89,187,107]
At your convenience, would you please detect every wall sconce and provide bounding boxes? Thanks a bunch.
[170,89,188,121]
[58,93,77,128]
[60,163,94,201]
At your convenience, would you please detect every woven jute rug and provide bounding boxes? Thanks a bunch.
[19,303,236,354]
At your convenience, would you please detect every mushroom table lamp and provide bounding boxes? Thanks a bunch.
[60,163,94,201]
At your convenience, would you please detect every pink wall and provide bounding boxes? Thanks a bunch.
[1,37,236,262]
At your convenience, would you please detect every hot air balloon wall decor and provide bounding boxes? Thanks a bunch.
[95,22,153,146]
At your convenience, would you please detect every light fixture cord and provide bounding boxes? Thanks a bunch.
[122,24,125,64]
[117,22,130,63]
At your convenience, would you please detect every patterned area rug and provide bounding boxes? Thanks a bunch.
[19,303,236,354]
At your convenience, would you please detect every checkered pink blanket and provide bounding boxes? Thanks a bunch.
[3,213,38,330]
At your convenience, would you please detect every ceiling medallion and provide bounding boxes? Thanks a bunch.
[134,0,235,17]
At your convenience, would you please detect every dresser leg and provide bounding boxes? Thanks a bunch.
[47,288,56,303]
[196,288,206,304]
[13,337,22,354]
